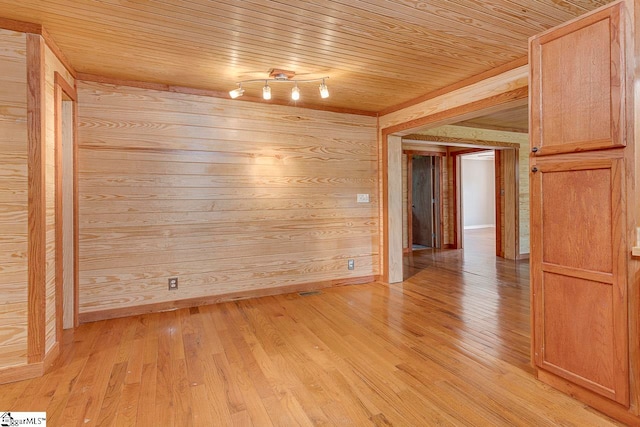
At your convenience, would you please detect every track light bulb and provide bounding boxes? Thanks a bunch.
[262,82,271,100]
[291,85,300,101]
[319,80,329,99]
[229,85,244,99]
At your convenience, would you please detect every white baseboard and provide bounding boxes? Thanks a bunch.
[464,224,496,230]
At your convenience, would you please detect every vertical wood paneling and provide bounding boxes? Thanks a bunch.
[76,81,378,316]
[43,44,74,352]
[0,29,28,368]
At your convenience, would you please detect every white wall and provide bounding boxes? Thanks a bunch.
[462,156,495,228]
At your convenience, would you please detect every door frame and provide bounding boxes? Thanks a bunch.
[453,148,495,250]
[54,71,78,342]
[405,150,445,251]
[381,87,528,283]
[451,147,519,259]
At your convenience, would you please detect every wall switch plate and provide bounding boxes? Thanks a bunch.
[168,277,178,290]
[357,194,370,203]
[348,259,355,270]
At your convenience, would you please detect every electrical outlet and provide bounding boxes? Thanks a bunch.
[357,194,370,203]
[348,259,355,270]
[168,277,178,290]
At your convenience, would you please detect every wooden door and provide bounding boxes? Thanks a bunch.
[412,156,434,247]
[529,2,629,406]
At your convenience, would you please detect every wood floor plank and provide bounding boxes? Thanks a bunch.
[114,382,141,427]
[0,229,624,425]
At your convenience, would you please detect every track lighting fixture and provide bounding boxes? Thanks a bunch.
[262,82,271,100]
[229,69,330,102]
[291,84,300,101]
[319,79,329,99]
[229,84,245,99]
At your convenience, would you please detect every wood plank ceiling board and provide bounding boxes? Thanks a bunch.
[455,105,530,133]
[0,0,614,113]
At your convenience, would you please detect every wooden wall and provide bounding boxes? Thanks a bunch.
[76,81,379,318]
[0,29,28,368]
[43,43,75,352]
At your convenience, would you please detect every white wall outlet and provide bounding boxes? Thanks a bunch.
[357,193,370,203]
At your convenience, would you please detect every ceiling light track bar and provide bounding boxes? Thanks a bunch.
[234,77,329,84]
[229,70,331,101]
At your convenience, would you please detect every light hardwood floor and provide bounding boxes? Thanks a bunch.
[0,229,622,426]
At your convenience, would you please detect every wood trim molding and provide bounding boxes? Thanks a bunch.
[449,147,492,157]
[495,150,503,258]
[382,136,390,282]
[0,343,58,385]
[0,17,76,78]
[516,253,530,260]
[537,369,640,426]
[402,150,446,157]
[384,86,528,136]
[54,72,78,101]
[41,28,76,79]
[449,147,494,250]
[405,154,446,250]
[78,275,376,323]
[379,56,528,116]
[77,73,378,117]
[452,152,461,249]
[0,362,43,385]
[407,154,413,250]
[43,342,59,372]
[403,134,520,149]
[54,78,63,344]
[73,94,79,328]
[437,156,444,249]
[26,33,46,364]
[0,17,41,34]
[54,71,78,343]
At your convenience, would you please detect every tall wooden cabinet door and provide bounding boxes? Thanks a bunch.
[530,3,626,156]
[530,158,628,405]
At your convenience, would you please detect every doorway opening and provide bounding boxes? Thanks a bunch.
[460,150,495,254]
[407,153,443,251]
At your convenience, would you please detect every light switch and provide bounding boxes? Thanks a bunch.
[357,194,370,203]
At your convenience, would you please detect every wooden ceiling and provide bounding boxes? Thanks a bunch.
[456,105,529,133]
[0,0,611,113]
